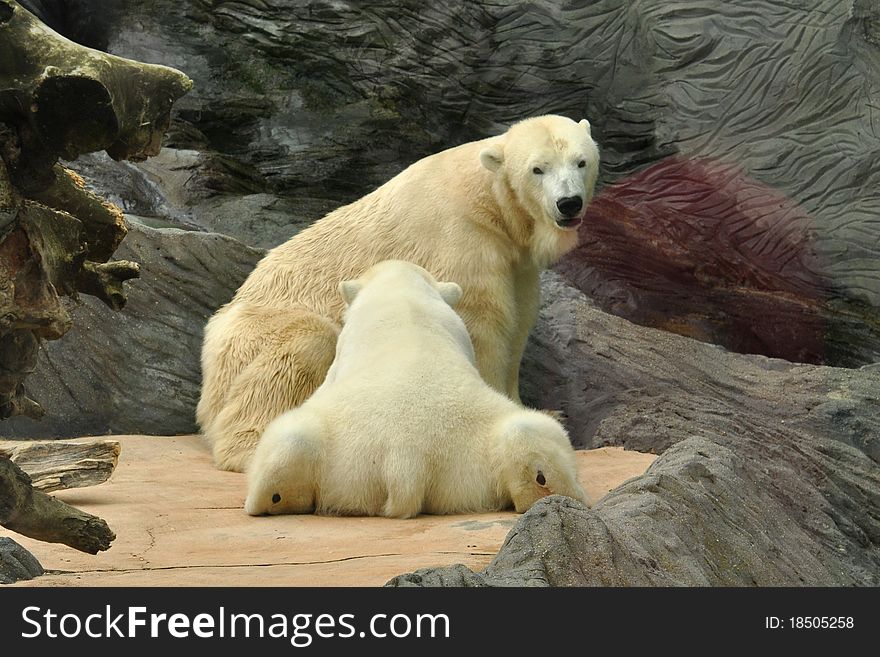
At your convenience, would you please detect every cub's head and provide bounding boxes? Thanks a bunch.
[500,412,589,513]
[337,260,474,363]
[480,115,600,266]
[338,260,462,309]
[244,413,320,516]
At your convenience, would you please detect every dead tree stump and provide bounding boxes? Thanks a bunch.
[0,1,191,582]
[0,0,192,419]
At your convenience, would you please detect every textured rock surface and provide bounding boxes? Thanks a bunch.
[556,157,880,367]
[0,536,43,584]
[390,275,880,586]
[522,274,880,460]
[19,0,880,365]
[3,220,263,438]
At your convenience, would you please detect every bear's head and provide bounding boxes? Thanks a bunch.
[244,413,321,516]
[500,412,589,513]
[480,114,600,267]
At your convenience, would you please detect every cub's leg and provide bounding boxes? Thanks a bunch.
[244,411,325,516]
[381,453,427,519]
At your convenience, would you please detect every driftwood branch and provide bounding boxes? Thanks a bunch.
[0,439,120,492]
[76,260,141,311]
[0,456,115,554]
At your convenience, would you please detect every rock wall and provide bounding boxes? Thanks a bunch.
[17,0,880,366]
[2,220,262,437]
[7,0,880,435]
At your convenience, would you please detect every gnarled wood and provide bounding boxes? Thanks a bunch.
[0,439,120,492]
[0,0,190,421]
[0,332,45,420]
[0,456,115,554]
[0,2,186,575]
[27,165,128,263]
[0,1,192,168]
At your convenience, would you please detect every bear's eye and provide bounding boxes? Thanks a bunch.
[577,160,586,168]
[532,166,544,175]
[536,471,547,486]
[271,493,281,504]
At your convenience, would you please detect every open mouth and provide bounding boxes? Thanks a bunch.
[555,215,583,229]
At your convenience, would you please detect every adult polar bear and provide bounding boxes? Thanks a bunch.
[199,114,600,472]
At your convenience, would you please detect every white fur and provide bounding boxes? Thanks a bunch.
[245,261,587,518]
[200,114,600,472]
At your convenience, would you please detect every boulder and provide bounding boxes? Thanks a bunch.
[0,536,43,584]
[390,274,880,586]
[522,274,880,461]
[2,220,263,438]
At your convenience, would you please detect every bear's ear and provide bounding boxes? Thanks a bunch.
[578,118,592,135]
[479,142,504,172]
[338,280,363,305]
[437,281,463,307]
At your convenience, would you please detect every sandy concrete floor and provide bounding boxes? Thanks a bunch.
[3,435,656,587]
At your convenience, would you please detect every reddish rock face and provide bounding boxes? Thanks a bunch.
[556,156,835,365]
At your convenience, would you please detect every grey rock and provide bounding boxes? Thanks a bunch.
[2,219,264,438]
[68,150,321,249]
[523,273,880,465]
[19,0,880,365]
[0,536,43,585]
[389,563,488,588]
[389,275,880,586]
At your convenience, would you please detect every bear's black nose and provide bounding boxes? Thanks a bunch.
[556,196,583,218]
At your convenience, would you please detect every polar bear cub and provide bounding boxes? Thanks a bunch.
[245,260,587,517]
